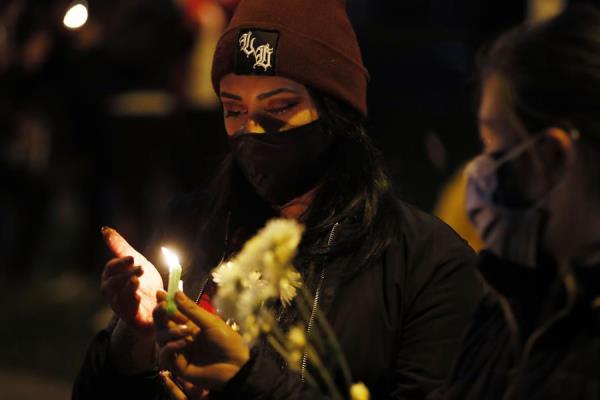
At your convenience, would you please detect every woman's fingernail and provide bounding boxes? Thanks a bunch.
[159,371,169,385]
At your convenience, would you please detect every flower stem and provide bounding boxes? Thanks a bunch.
[306,343,344,400]
[266,335,319,389]
[266,334,288,359]
[300,286,353,389]
[264,312,290,348]
[314,308,353,389]
[295,289,327,353]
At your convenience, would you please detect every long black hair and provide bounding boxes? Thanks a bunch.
[479,4,600,190]
[198,90,400,289]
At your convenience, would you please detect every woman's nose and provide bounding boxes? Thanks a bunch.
[245,119,266,134]
[235,114,287,135]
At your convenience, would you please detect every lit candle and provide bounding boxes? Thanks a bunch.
[161,247,182,314]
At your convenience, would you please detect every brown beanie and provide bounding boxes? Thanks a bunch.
[211,0,369,116]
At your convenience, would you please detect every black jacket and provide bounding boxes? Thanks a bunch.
[73,193,483,399]
[435,250,600,400]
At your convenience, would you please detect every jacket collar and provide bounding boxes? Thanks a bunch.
[478,248,600,306]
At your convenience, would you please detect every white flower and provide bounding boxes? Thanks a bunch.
[212,261,246,320]
[260,318,272,333]
[213,261,273,322]
[257,219,304,304]
[350,382,370,400]
[225,319,240,332]
[247,270,262,284]
[212,261,238,285]
[213,284,238,322]
[238,309,276,345]
[212,218,305,343]
[237,282,275,321]
[280,269,303,306]
[262,219,303,267]
[241,314,260,345]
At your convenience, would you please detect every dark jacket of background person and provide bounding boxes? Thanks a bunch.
[434,250,600,399]
[73,192,484,399]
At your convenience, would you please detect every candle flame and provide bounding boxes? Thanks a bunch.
[161,247,180,268]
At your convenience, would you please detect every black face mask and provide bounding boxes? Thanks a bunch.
[228,120,334,207]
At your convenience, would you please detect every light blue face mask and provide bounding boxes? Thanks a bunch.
[464,130,579,267]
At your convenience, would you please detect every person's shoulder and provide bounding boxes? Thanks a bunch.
[393,199,473,252]
[384,199,478,289]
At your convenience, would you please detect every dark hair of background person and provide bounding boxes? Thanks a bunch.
[199,90,401,290]
[477,3,600,192]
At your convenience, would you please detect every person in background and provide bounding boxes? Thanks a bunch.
[433,165,485,252]
[73,0,484,398]
[436,4,600,399]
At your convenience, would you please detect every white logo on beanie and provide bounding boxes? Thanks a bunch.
[239,31,274,71]
[239,32,256,57]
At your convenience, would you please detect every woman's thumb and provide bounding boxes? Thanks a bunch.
[101,226,136,258]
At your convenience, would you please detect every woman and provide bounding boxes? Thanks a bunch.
[437,5,600,399]
[73,0,483,398]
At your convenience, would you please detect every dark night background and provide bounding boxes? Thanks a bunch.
[0,0,595,397]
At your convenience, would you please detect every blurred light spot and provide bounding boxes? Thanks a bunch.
[528,0,566,23]
[63,2,88,30]
[109,91,176,117]
[425,130,448,171]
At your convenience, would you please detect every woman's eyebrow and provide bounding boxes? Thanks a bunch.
[257,87,299,100]
[220,92,242,101]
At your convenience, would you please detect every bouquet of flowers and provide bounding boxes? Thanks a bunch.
[211,218,369,400]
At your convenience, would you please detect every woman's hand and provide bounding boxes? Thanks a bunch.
[100,227,164,333]
[159,370,210,400]
[153,290,250,390]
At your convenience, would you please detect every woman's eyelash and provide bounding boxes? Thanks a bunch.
[267,102,299,114]
[224,102,299,117]
[224,110,243,118]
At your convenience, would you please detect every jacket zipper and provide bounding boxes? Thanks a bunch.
[301,222,341,382]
